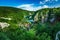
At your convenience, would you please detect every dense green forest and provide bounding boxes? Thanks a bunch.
[0,7,60,40]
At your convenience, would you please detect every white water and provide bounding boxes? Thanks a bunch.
[0,17,12,20]
[50,17,55,23]
[0,22,10,29]
[55,31,60,40]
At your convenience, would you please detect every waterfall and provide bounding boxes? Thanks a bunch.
[0,22,10,29]
[50,17,55,23]
[55,31,60,40]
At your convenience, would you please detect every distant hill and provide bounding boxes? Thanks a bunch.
[0,6,34,23]
[0,6,34,17]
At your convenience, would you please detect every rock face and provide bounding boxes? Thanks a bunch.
[34,12,39,22]
[0,22,10,28]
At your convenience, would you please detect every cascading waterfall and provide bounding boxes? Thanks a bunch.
[55,31,60,40]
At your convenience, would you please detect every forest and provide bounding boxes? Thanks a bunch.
[0,7,60,40]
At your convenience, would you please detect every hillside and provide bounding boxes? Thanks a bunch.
[36,8,60,16]
[0,6,34,16]
[0,6,34,23]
